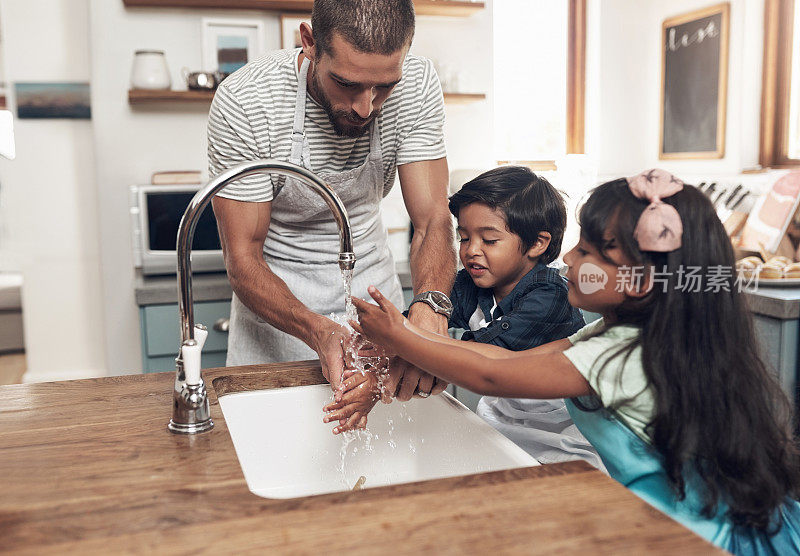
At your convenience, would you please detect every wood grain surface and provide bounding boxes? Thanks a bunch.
[0,362,719,554]
[121,0,485,17]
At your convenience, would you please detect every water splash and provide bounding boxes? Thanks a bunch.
[331,267,425,488]
[335,267,392,399]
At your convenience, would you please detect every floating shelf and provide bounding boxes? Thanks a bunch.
[442,92,486,104]
[121,0,485,17]
[128,89,214,104]
[128,89,486,105]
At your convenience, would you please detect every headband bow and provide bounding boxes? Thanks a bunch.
[626,169,684,252]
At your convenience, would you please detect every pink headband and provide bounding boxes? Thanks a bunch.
[626,169,684,252]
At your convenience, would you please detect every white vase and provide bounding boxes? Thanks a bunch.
[130,50,171,90]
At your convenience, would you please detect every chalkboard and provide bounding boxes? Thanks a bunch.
[660,3,729,159]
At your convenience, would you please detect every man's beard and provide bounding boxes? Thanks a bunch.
[310,65,378,138]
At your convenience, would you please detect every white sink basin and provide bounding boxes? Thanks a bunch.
[219,384,538,499]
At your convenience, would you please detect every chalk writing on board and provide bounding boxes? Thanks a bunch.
[660,4,729,159]
[667,20,719,52]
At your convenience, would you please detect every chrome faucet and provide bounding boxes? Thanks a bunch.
[168,160,356,434]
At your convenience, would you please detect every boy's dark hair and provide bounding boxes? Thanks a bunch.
[448,166,567,265]
[311,0,415,58]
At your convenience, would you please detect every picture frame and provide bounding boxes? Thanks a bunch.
[280,14,311,50]
[659,3,730,160]
[201,18,266,74]
[15,82,91,119]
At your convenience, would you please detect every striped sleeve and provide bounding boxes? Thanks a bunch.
[207,84,273,202]
[396,59,447,166]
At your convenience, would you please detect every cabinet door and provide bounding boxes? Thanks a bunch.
[142,300,230,358]
[143,351,228,374]
[752,314,799,399]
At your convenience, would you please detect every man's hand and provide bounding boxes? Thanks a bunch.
[391,302,449,401]
[309,317,350,398]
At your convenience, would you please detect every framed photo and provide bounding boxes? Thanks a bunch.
[201,18,266,74]
[280,14,311,50]
[659,3,730,159]
[15,82,91,119]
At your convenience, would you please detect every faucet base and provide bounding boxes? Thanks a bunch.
[168,378,214,434]
[168,418,214,434]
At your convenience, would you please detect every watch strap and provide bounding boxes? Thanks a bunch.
[409,290,453,318]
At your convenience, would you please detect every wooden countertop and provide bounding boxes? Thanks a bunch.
[0,362,718,554]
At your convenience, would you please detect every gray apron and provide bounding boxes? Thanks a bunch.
[226,56,404,366]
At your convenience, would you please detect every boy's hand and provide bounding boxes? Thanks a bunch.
[350,286,406,350]
[323,370,381,434]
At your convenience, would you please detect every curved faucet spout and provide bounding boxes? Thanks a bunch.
[177,159,355,344]
[168,159,356,435]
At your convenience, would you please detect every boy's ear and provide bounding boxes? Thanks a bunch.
[526,232,551,260]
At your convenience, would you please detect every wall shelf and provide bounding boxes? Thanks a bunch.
[129,89,214,104]
[128,89,486,105]
[442,92,486,104]
[121,0,485,17]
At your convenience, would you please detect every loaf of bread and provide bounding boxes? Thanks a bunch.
[736,256,762,278]
[784,262,800,278]
[765,255,793,267]
[759,264,785,279]
[736,256,762,269]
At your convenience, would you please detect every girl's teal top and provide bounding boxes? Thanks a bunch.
[562,320,800,554]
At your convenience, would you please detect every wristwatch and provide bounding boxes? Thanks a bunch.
[409,290,453,319]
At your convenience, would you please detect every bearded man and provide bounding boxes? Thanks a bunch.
[208,0,457,429]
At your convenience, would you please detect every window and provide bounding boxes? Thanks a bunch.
[493,0,585,165]
[789,0,800,159]
[760,0,800,167]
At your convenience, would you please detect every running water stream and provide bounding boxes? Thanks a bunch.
[332,267,414,488]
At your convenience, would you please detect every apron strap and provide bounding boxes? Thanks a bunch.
[368,117,381,161]
[290,56,311,165]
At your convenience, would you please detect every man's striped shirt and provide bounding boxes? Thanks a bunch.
[207,48,447,202]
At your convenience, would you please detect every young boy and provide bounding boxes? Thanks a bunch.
[444,166,602,468]
[326,166,601,468]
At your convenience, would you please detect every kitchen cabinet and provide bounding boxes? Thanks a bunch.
[139,300,230,372]
[744,287,800,420]
[752,313,799,409]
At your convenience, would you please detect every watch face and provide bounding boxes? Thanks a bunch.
[429,291,453,311]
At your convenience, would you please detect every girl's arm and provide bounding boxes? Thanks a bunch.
[351,287,591,399]
[447,335,573,359]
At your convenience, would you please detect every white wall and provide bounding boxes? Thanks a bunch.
[89,2,280,374]
[414,8,495,172]
[89,2,494,375]
[0,0,106,381]
[587,0,765,178]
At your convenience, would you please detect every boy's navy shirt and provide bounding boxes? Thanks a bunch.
[449,262,585,350]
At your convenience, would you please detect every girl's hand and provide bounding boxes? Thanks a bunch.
[349,286,406,351]
[323,370,380,434]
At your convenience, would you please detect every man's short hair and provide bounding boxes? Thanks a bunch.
[448,166,568,265]
[311,0,415,57]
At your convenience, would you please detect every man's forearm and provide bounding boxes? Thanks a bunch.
[409,212,457,296]
[227,255,329,348]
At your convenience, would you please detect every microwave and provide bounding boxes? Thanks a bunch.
[129,184,226,275]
